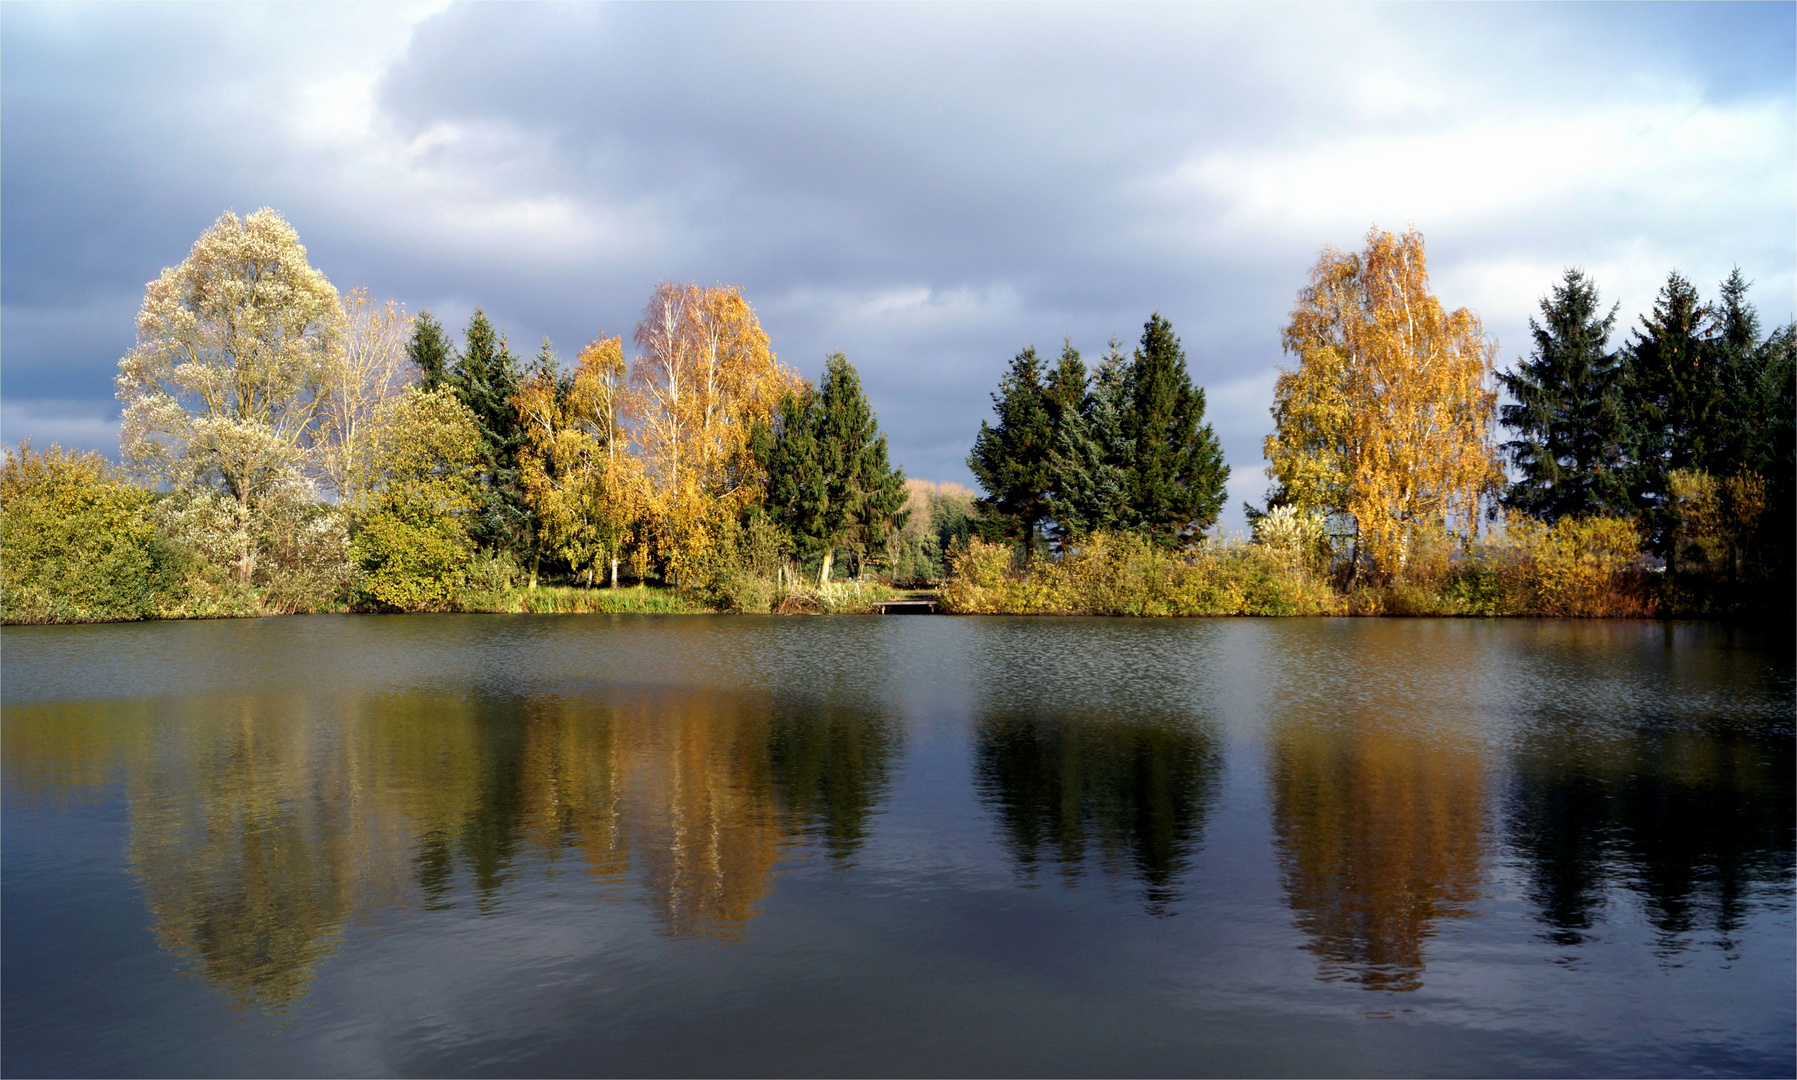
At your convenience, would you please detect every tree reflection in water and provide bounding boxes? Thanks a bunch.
[3,685,902,1009]
[1506,713,1795,954]
[1266,716,1486,993]
[973,710,1222,914]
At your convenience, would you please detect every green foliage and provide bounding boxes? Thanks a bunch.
[1,443,188,623]
[446,309,531,556]
[408,311,455,392]
[972,318,1228,555]
[886,480,978,586]
[1119,314,1229,545]
[967,345,1071,551]
[1047,341,1134,540]
[754,353,907,583]
[454,583,705,615]
[353,511,474,612]
[350,387,485,612]
[1498,269,1633,521]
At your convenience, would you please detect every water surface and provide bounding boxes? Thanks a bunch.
[4,616,1792,1077]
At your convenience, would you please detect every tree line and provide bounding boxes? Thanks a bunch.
[2,213,1789,622]
[3,208,915,620]
[955,226,1792,617]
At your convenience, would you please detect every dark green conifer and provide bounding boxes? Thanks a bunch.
[1623,273,1723,548]
[755,353,906,583]
[408,311,455,391]
[967,345,1077,556]
[1498,269,1633,522]
[450,309,529,555]
[1118,314,1228,546]
[1048,340,1133,540]
[968,347,1053,553]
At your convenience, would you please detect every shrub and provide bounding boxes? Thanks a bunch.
[941,532,1339,616]
[1498,514,1653,617]
[1,443,188,622]
[354,510,474,612]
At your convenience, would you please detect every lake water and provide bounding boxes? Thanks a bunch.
[2,615,1792,1078]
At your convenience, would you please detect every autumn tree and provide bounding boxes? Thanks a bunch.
[1265,227,1499,573]
[1497,269,1633,522]
[515,336,640,588]
[116,208,343,582]
[628,282,799,584]
[317,288,417,502]
[754,353,908,583]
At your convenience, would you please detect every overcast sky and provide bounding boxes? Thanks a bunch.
[3,2,1792,529]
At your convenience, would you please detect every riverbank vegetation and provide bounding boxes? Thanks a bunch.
[1,214,1789,623]
[950,227,1790,620]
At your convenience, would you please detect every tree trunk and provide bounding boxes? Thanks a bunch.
[610,558,618,588]
[819,547,834,586]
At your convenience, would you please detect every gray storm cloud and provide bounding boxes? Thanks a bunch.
[3,1,1791,528]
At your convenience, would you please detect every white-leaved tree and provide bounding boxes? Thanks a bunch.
[116,208,343,583]
[317,287,417,502]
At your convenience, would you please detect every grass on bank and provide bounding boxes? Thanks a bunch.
[939,517,1659,618]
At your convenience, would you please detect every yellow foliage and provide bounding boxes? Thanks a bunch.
[940,533,1342,616]
[516,337,642,586]
[1267,227,1500,574]
[1667,468,1765,580]
[1498,514,1651,618]
[628,283,802,584]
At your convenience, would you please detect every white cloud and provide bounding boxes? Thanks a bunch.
[1164,95,1793,239]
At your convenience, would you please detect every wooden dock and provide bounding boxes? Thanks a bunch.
[871,599,939,614]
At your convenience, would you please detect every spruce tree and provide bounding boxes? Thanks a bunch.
[967,347,1055,553]
[1498,269,1632,522]
[754,388,826,564]
[1710,269,1770,473]
[1118,314,1228,545]
[408,311,454,391]
[450,309,529,555]
[1048,340,1133,540]
[756,353,907,583]
[1623,272,1719,546]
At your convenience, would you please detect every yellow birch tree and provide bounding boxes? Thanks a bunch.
[516,337,642,587]
[1265,227,1500,573]
[627,283,800,584]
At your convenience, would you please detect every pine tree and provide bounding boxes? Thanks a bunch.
[1498,269,1632,522]
[753,388,825,565]
[408,311,455,391]
[1118,314,1228,546]
[1047,339,1133,540]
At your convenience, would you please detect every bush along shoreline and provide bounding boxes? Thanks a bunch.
[2,213,1789,625]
